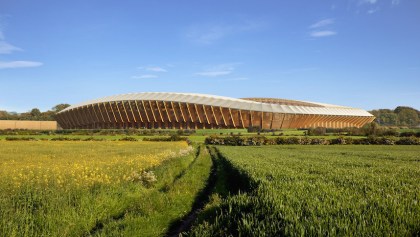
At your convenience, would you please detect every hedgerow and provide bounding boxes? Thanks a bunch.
[204,135,420,146]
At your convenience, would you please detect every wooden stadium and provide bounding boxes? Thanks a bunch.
[56,92,375,129]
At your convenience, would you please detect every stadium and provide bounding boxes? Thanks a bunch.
[56,92,375,129]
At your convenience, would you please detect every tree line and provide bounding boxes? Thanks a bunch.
[369,106,420,127]
[0,104,70,121]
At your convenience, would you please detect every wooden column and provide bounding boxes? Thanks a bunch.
[210,106,218,127]
[95,103,106,128]
[202,105,210,125]
[279,113,287,129]
[121,101,131,127]
[76,107,87,127]
[239,110,245,128]
[147,101,157,124]
[141,100,150,123]
[128,101,137,127]
[62,112,74,128]
[178,102,187,123]
[66,110,77,128]
[229,108,236,128]
[192,104,201,125]
[134,101,144,124]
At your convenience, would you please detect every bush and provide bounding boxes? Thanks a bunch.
[223,136,244,146]
[143,134,188,142]
[284,137,300,144]
[244,136,266,146]
[378,137,397,145]
[307,127,326,136]
[300,137,312,145]
[330,137,354,145]
[50,137,81,141]
[5,137,38,141]
[310,138,330,145]
[119,136,138,141]
[204,135,225,145]
[381,129,399,137]
[400,131,416,137]
[247,126,261,133]
[205,135,420,146]
[274,137,286,145]
[396,137,420,145]
[82,137,105,141]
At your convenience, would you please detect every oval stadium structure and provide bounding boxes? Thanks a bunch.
[56,92,375,129]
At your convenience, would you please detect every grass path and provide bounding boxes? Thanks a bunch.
[92,145,212,236]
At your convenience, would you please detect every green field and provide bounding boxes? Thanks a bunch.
[0,141,211,236]
[188,145,420,236]
[1,135,419,236]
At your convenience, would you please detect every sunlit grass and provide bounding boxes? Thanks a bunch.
[0,141,194,236]
[189,145,420,236]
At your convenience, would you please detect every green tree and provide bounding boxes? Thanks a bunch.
[30,108,42,120]
[397,108,419,127]
[52,104,70,112]
[378,112,398,126]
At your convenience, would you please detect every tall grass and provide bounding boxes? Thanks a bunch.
[0,141,210,236]
[188,145,420,236]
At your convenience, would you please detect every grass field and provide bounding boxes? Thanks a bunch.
[0,141,212,236]
[2,132,420,236]
[188,145,420,236]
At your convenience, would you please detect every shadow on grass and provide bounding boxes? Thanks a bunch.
[165,146,256,237]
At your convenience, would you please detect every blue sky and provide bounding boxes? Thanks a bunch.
[0,0,419,112]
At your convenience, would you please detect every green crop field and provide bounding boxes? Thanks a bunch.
[2,136,420,236]
[188,145,420,236]
[0,141,211,237]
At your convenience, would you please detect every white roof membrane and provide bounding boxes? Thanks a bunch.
[60,92,373,117]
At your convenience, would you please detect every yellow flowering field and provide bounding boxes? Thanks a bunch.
[0,141,189,191]
[0,140,196,236]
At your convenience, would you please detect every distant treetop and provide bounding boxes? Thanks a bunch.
[0,104,70,121]
[370,106,419,127]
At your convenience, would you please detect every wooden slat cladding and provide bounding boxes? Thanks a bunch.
[58,100,374,129]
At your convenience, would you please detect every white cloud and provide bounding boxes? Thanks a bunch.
[131,74,158,79]
[188,25,230,45]
[137,65,167,72]
[196,71,232,77]
[310,19,334,29]
[310,31,337,37]
[144,66,167,72]
[195,63,238,77]
[0,45,41,69]
[391,0,401,5]
[360,0,377,4]
[308,19,336,38]
[367,8,379,14]
[187,21,265,45]
[0,24,43,69]
[0,61,43,69]
[0,25,21,54]
[0,41,22,54]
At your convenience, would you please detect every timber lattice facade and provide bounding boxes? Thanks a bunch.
[56,93,375,129]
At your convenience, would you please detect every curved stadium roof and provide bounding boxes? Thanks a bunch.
[60,92,372,117]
